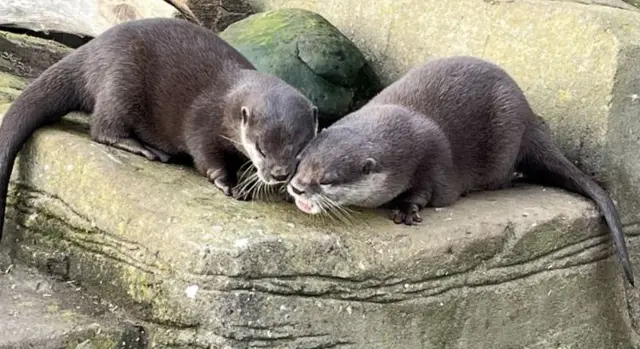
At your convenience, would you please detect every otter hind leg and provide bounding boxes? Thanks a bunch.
[99,136,170,162]
[89,97,170,162]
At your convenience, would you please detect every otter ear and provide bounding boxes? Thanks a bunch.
[362,158,378,175]
[311,106,319,136]
[241,106,250,125]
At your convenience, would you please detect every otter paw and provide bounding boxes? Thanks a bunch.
[206,168,234,196]
[389,203,422,225]
[145,146,171,163]
[230,186,253,201]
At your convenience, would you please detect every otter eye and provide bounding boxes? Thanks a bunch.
[255,143,265,157]
[318,176,335,186]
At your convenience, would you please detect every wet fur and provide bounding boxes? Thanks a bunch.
[0,18,317,241]
[289,56,634,285]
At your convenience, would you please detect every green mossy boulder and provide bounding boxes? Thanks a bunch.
[220,8,382,127]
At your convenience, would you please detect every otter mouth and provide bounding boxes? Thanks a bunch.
[256,170,290,186]
[294,197,319,214]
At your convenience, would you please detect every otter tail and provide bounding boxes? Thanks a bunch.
[517,120,634,286]
[0,57,88,241]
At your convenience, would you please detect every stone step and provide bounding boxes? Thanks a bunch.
[0,113,635,348]
[0,264,142,349]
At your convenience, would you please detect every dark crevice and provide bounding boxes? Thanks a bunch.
[0,26,92,48]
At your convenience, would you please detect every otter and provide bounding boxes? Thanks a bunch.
[287,56,634,286]
[0,17,318,241]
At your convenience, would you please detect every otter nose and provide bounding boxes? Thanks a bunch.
[270,166,290,182]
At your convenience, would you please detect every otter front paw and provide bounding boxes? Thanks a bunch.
[206,168,235,197]
[230,186,254,201]
[389,203,423,225]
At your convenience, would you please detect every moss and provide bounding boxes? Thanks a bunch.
[125,266,157,304]
[0,72,27,104]
[89,335,118,349]
[66,335,117,349]
[47,304,60,314]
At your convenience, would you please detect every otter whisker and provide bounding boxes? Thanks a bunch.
[238,159,253,172]
[317,195,350,225]
[320,195,356,226]
[243,175,262,199]
[236,172,260,199]
[267,183,281,201]
[237,163,257,184]
[316,197,338,224]
[250,174,263,193]
[262,182,274,201]
[236,171,257,190]
[331,203,358,225]
[219,135,244,147]
[324,196,356,215]
[256,181,268,201]
[237,161,255,178]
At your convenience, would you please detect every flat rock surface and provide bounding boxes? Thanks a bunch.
[0,265,121,349]
[0,112,634,348]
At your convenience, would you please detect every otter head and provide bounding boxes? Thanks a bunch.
[287,127,392,215]
[239,90,318,185]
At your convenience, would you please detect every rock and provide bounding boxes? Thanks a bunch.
[0,105,634,347]
[0,0,191,39]
[0,30,72,114]
[0,30,72,108]
[0,72,26,106]
[220,8,383,127]
[0,265,125,349]
[0,31,72,80]
[623,0,640,8]
[171,0,255,32]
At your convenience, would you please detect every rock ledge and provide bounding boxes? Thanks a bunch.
[0,113,635,348]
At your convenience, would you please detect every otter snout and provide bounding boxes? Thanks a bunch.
[258,163,295,185]
[270,165,291,183]
[287,179,322,215]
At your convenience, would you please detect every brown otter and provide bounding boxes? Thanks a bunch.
[0,17,318,241]
[287,56,634,286]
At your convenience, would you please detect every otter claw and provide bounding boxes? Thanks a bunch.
[231,187,252,201]
[206,168,234,197]
[214,179,233,196]
[390,203,422,225]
